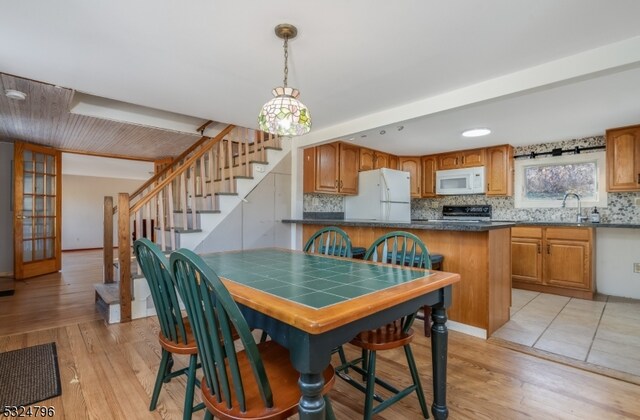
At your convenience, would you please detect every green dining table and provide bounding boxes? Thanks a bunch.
[200,248,460,420]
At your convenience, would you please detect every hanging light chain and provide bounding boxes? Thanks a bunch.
[283,36,289,87]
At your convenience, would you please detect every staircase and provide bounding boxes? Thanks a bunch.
[95,124,290,323]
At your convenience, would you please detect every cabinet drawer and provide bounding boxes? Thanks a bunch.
[545,227,592,241]
[511,226,542,239]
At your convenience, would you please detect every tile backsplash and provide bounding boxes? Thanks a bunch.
[303,135,640,224]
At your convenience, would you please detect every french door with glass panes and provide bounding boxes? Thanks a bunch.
[13,142,62,279]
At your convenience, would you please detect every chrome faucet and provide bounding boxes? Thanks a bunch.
[561,192,587,222]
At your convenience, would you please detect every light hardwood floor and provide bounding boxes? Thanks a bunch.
[2,251,640,419]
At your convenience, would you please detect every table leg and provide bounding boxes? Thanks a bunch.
[298,373,325,419]
[431,305,449,419]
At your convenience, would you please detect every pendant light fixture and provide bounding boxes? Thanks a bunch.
[258,24,311,137]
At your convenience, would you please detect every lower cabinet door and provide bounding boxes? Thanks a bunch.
[512,238,543,284]
[544,239,591,290]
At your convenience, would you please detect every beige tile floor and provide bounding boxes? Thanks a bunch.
[493,288,640,377]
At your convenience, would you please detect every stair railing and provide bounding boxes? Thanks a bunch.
[103,125,281,322]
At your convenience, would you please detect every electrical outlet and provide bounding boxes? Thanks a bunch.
[635,197,640,206]
[635,263,640,273]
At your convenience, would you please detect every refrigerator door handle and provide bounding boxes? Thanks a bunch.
[380,171,391,220]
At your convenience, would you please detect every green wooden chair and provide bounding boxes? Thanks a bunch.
[133,238,204,420]
[338,231,431,419]
[303,226,365,258]
[170,248,336,420]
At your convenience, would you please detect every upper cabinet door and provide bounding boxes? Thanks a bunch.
[486,145,514,196]
[460,149,486,168]
[607,125,640,192]
[373,152,390,169]
[388,155,399,170]
[437,153,459,170]
[359,148,375,171]
[421,155,437,197]
[399,157,421,197]
[339,143,360,194]
[315,143,340,192]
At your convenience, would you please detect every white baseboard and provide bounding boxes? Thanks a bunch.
[446,320,487,339]
[0,271,14,277]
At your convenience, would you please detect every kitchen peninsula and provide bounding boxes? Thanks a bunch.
[284,218,514,338]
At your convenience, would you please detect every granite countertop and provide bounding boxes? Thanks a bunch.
[283,218,640,230]
[282,218,516,231]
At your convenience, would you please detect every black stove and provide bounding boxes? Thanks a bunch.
[440,205,492,221]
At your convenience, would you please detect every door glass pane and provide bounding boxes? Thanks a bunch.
[46,197,55,216]
[24,173,33,193]
[45,155,55,174]
[34,239,45,260]
[23,218,33,238]
[23,241,33,262]
[34,218,45,237]
[35,196,45,216]
[35,153,45,173]
[45,218,55,236]
[45,239,54,259]
[23,150,33,171]
[23,195,33,212]
[35,174,45,194]
[45,175,56,195]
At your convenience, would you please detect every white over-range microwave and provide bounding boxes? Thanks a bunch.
[435,166,486,195]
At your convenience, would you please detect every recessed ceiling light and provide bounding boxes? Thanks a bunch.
[379,130,386,135]
[462,128,491,137]
[5,89,27,100]
[397,126,404,131]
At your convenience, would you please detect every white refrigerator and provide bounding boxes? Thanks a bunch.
[345,168,411,222]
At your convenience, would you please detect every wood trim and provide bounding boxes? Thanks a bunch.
[13,142,25,279]
[103,196,114,283]
[118,193,131,322]
[129,124,235,214]
[57,147,157,162]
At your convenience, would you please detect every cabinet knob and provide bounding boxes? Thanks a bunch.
[335,180,338,188]
[340,180,343,188]
[461,156,465,164]
[637,173,640,184]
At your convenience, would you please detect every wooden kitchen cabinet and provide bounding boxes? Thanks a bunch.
[399,157,421,197]
[338,143,359,194]
[303,142,359,194]
[438,148,486,170]
[511,226,594,299]
[359,148,375,171]
[360,148,393,171]
[486,145,514,196]
[421,155,437,197]
[388,155,399,170]
[606,124,640,192]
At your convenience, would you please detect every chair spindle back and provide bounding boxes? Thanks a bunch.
[304,226,353,258]
[170,248,273,413]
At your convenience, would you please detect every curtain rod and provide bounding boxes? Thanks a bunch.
[514,145,605,159]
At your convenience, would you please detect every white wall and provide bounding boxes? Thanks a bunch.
[196,154,292,253]
[62,175,144,250]
[596,228,640,299]
[0,142,14,274]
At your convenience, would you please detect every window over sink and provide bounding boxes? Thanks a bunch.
[514,151,607,208]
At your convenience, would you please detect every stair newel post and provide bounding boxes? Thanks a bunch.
[103,196,114,283]
[118,192,132,323]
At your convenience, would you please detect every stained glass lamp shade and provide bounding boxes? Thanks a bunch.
[258,86,311,136]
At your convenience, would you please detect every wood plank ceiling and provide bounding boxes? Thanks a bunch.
[0,73,204,161]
